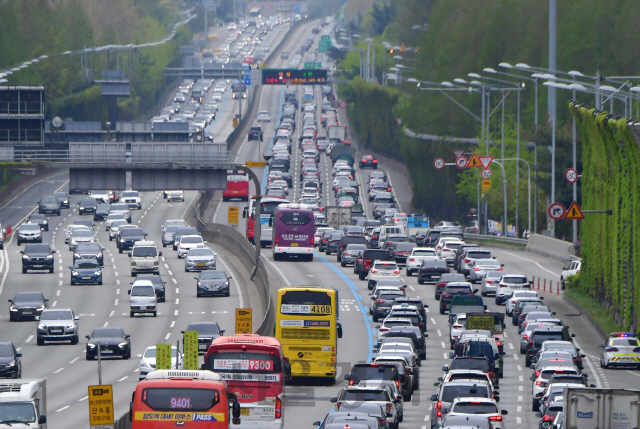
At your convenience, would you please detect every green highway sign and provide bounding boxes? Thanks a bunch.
[321,35,331,41]
[304,62,322,69]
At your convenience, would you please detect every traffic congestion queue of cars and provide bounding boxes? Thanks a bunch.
[8,186,236,378]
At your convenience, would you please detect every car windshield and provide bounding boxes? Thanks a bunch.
[97,204,110,210]
[107,214,124,219]
[0,344,14,357]
[182,236,203,244]
[200,271,228,280]
[40,197,57,204]
[441,385,489,402]
[451,402,498,414]
[132,286,155,296]
[374,263,397,270]
[77,243,100,252]
[111,220,127,228]
[341,390,388,402]
[144,348,178,358]
[189,248,213,256]
[80,199,97,205]
[187,323,220,335]
[122,192,138,197]
[30,215,45,221]
[13,292,43,303]
[132,247,157,257]
[75,261,100,269]
[73,230,93,238]
[21,224,40,231]
[504,276,528,284]
[611,338,640,346]
[41,310,73,320]
[53,192,67,198]
[111,204,129,211]
[92,328,124,338]
[121,229,142,237]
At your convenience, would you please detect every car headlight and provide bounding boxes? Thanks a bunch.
[66,324,76,329]
[72,271,79,276]
[87,343,96,349]
[38,324,45,330]
[5,362,14,368]
[120,238,125,242]
[22,255,28,260]
[94,271,101,276]
[197,282,202,287]
[118,342,128,348]
[46,255,53,259]
[79,206,85,210]
[74,253,80,259]
[9,306,17,312]
[36,306,44,311]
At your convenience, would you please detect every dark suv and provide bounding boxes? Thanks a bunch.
[248,126,263,141]
[325,232,343,256]
[435,273,467,300]
[78,197,98,215]
[337,236,369,262]
[117,228,147,253]
[370,289,405,322]
[439,282,477,314]
[344,362,411,401]
[21,243,56,273]
[417,258,450,284]
[525,327,575,366]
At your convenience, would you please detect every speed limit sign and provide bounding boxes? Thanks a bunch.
[481,168,493,179]
[433,158,445,170]
[565,168,577,184]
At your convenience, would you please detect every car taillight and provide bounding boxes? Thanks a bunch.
[385,404,392,415]
[529,340,534,348]
[474,267,481,271]
[543,415,554,422]
[394,269,400,274]
[436,400,442,417]
[371,269,378,273]
[377,300,385,304]
[275,236,279,246]
[465,258,471,263]
[536,370,541,377]
[395,380,399,387]
[523,334,530,341]
[362,159,367,163]
[322,238,327,242]
[348,379,353,385]
[536,381,547,386]
[406,367,412,373]
[340,244,344,249]
[497,267,503,271]
[409,258,415,261]
[486,370,494,380]
[275,397,282,419]
[442,293,450,297]
[453,325,463,329]
[604,347,619,352]
[489,416,503,422]
[438,282,446,287]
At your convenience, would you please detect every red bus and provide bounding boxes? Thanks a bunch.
[223,170,249,202]
[242,196,289,244]
[203,334,289,429]
[130,370,241,428]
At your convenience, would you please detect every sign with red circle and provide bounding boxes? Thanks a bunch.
[548,202,566,220]
[565,168,578,184]
[433,158,445,170]
[455,156,468,168]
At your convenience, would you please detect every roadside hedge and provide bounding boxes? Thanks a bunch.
[572,104,640,331]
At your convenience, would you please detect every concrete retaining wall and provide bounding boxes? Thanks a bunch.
[525,233,576,261]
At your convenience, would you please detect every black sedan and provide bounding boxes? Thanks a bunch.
[359,154,378,169]
[74,242,104,266]
[21,244,56,274]
[417,258,450,284]
[135,274,166,302]
[195,270,232,297]
[69,259,103,285]
[94,203,111,221]
[117,227,147,253]
[27,214,48,231]
[86,327,131,360]
[52,191,70,208]
[182,322,224,355]
[0,342,21,378]
[8,292,48,321]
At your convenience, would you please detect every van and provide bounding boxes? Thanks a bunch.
[379,225,406,244]
[129,241,161,276]
[129,280,157,317]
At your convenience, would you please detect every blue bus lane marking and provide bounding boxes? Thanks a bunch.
[315,252,374,362]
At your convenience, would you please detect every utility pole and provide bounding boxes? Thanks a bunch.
[548,0,557,123]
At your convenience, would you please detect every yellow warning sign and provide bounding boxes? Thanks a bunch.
[481,179,491,193]
[245,161,266,167]
[228,206,239,224]
[467,153,482,168]
[88,385,114,426]
[564,201,585,220]
[235,308,252,334]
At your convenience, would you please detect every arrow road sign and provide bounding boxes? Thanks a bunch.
[456,156,468,168]
[453,150,464,158]
[433,158,445,170]
[548,202,566,220]
[564,201,585,220]
[479,156,493,169]
[565,168,578,184]
[481,168,493,179]
[467,153,482,168]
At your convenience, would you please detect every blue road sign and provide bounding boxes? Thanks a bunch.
[293,4,300,13]
[244,74,251,85]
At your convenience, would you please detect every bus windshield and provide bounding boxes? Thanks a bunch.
[280,290,332,315]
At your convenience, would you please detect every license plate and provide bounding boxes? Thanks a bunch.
[199,344,207,350]
[291,243,299,247]
[197,263,206,267]
[240,409,250,416]
[101,350,113,354]
[82,276,91,280]
[51,329,62,333]
[23,311,32,314]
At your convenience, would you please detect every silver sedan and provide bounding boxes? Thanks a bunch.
[184,247,216,272]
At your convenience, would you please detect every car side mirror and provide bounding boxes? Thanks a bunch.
[74,316,79,320]
[474,289,479,293]
[38,416,46,425]
[313,422,321,426]
[220,330,225,334]
[6,299,11,303]
[434,382,440,387]
[449,352,455,359]
[580,354,586,358]
[128,253,132,257]
[329,397,337,403]
[125,334,130,339]
[501,264,505,267]
[442,365,449,372]
[495,396,500,402]
[375,325,380,329]
[530,374,536,381]
[19,251,23,254]
[86,335,90,340]
[136,354,142,358]
[571,334,576,337]
[128,290,131,294]
[430,394,438,401]
[158,252,162,256]
[562,266,567,270]
[438,376,444,382]
[590,384,596,388]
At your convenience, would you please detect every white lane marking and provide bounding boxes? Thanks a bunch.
[176,288,180,294]
[625,371,640,379]
[59,272,62,278]
[517,365,522,371]
[114,299,118,306]
[408,285,415,291]
[508,342,514,350]
[78,396,88,401]
[58,280,62,286]
[165,333,171,340]
[518,396,523,402]
[103,321,109,327]
[115,271,118,277]
[116,288,120,294]
[440,342,446,349]
[113,264,117,270]
[53,368,64,374]
[574,338,603,387]
[109,310,114,317]
[118,376,129,382]
[116,279,120,285]
[174,310,179,316]
[26,335,33,343]
[56,290,61,296]
[172,278,177,284]
[516,417,522,424]
[437,330,442,337]
[170,321,175,328]
[261,254,291,284]
[56,406,69,413]
[52,301,57,307]
[519,375,523,382]
[168,270,173,276]
[175,298,179,304]
[443,352,448,359]
[502,251,560,277]
[164,264,170,269]
[513,354,518,360]
[431,317,437,325]
[517,405,522,412]
[70,357,79,364]
[519,385,523,391]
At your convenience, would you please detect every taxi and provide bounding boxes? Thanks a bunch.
[600,332,640,369]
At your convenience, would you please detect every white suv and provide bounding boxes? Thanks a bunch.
[406,248,437,276]
[121,190,142,210]
[129,281,157,317]
[129,241,161,276]
[561,260,581,289]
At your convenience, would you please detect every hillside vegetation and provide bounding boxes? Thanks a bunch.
[0,0,190,121]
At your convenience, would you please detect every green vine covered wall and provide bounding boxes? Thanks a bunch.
[572,104,640,331]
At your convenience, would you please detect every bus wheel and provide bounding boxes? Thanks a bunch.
[273,254,279,261]
[307,255,314,262]
[326,377,336,386]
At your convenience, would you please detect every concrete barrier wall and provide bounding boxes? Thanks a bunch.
[525,233,576,261]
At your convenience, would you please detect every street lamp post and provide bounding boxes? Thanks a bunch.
[526,142,538,234]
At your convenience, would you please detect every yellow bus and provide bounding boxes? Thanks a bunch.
[275,286,343,383]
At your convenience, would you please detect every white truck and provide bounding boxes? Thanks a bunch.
[563,387,640,429]
[325,206,352,230]
[0,379,47,428]
[328,125,347,142]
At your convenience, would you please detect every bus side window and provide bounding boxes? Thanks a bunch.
[243,207,248,219]
[337,323,343,339]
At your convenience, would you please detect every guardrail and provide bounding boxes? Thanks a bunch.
[464,233,529,245]
[195,198,274,336]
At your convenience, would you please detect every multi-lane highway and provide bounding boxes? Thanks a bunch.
[0,14,635,429]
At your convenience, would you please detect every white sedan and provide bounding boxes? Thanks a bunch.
[257,110,271,122]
